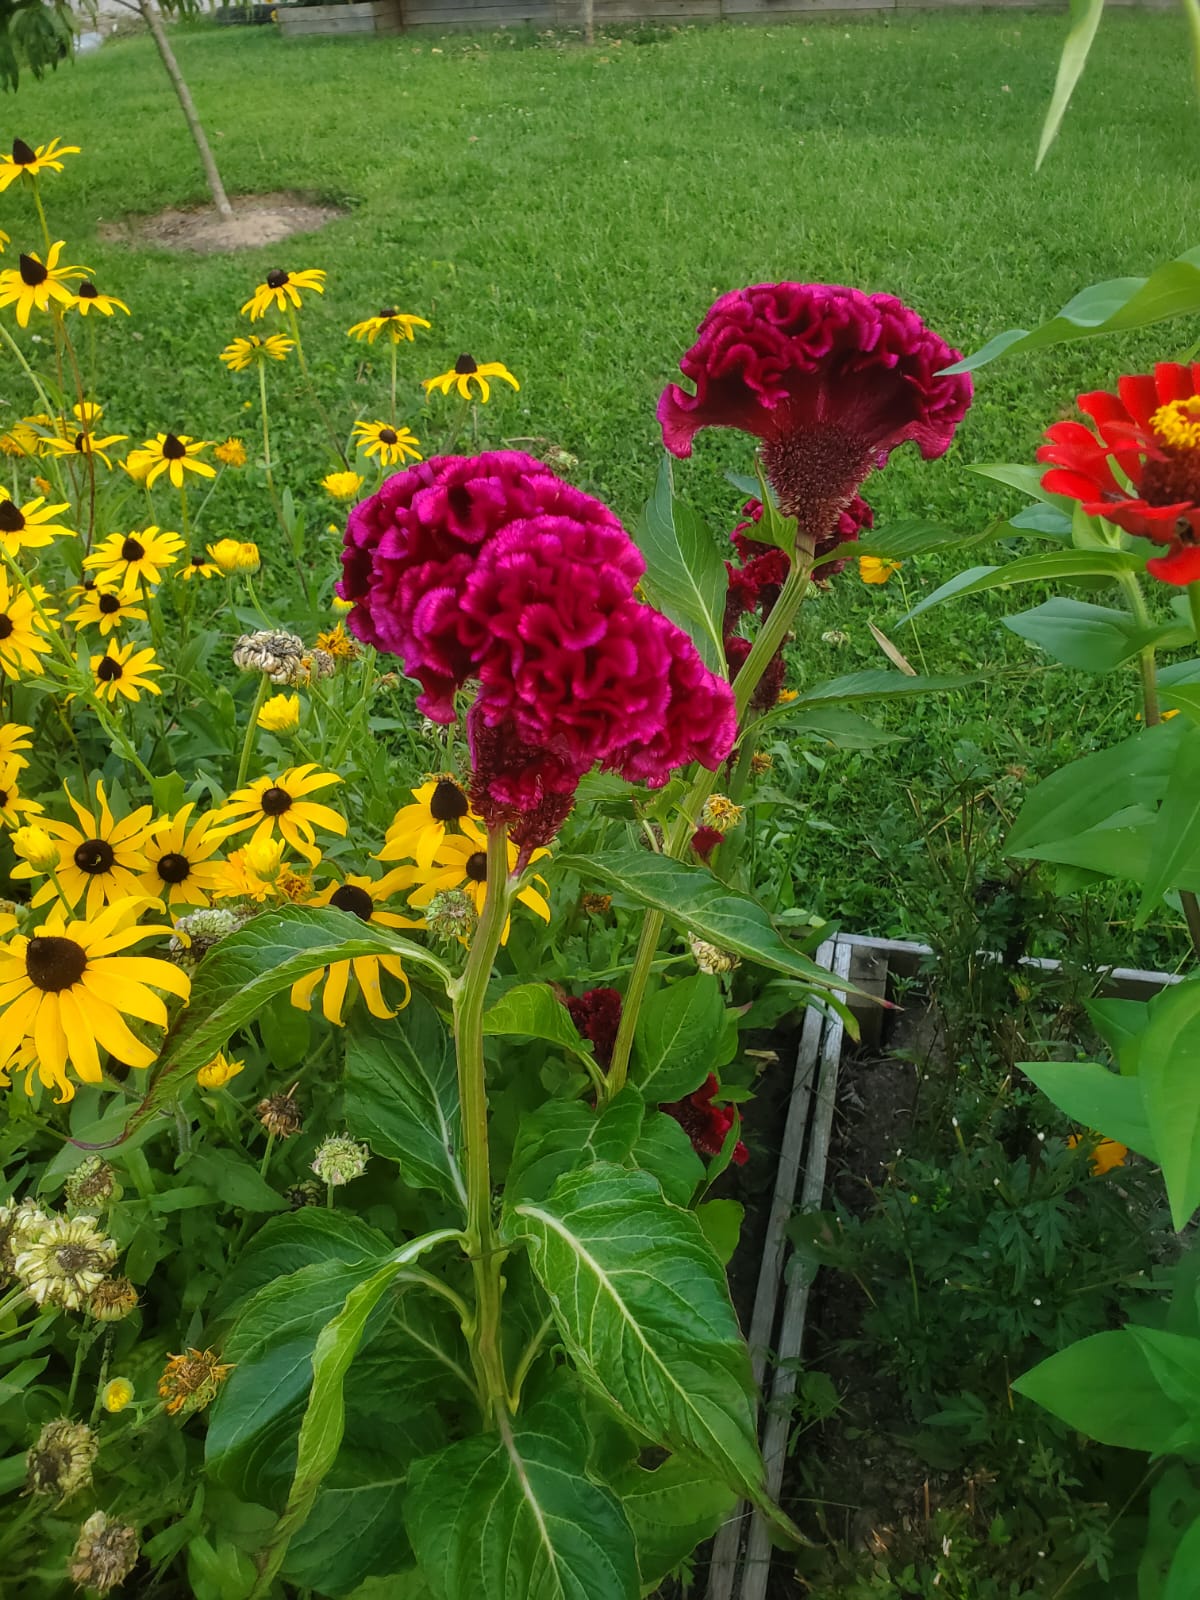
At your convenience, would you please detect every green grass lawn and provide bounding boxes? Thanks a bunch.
[7,10,1199,959]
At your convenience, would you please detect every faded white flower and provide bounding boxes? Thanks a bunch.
[14,1213,117,1311]
[820,629,850,646]
[232,629,306,683]
[0,1198,50,1280]
[687,934,741,976]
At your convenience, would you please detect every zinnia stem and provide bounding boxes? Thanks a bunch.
[452,821,514,1423]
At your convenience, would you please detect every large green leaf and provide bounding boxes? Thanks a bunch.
[635,455,727,673]
[510,1163,765,1503]
[1164,1511,1200,1600]
[1013,1330,1189,1453]
[121,907,453,1141]
[406,1393,638,1600]
[631,1112,705,1207]
[483,983,598,1069]
[792,669,971,706]
[787,707,902,751]
[1035,0,1106,169]
[1019,1060,1158,1162]
[1128,1327,1200,1420]
[1138,733,1200,921]
[343,1000,467,1213]
[556,850,848,999]
[815,517,986,569]
[945,246,1200,376]
[608,1455,735,1591]
[968,461,1074,510]
[1005,598,1176,674]
[212,1210,393,1320]
[901,549,1143,624]
[1136,981,1200,1230]
[632,974,726,1102]
[250,1229,464,1597]
[503,1089,646,1212]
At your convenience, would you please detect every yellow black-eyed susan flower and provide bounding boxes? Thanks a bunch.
[0,759,44,830]
[408,816,549,944]
[241,268,326,321]
[213,765,346,866]
[67,280,129,318]
[0,573,55,679]
[351,419,422,468]
[206,539,260,575]
[422,353,519,404]
[0,137,80,192]
[375,777,476,871]
[84,527,185,591]
[214,438,247,467]
[219,333,294,372]
[90,640,163,704]
[212,844,312,905]
[291,868,421,1025]
[0,897,189,1103]
[67,586,146,637]
[0,243,89,327]
[346,308,430,345]
[0,492,76,558]
[41,404,127,471]
[12,780,161,917]
[0,723,33,769]
[180,552,220,581]
[138,803,225,912]
[0,416,47,457]
[123,433,215,491]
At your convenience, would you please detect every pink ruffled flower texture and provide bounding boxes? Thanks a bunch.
[339,452,737,843]
[658,283,973,545]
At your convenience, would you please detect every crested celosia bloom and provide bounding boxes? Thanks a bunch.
[564,987,623,1070]
[1038,363,1200,584]
[340,452,736,844]
[658,283,971,544]
[661,1073,748,1165]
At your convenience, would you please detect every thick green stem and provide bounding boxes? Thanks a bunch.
[1189,579,1200,652]
[390,339,398,425]
[1119,572,1159,726]
[602,549,814,1102]
[236,676,272,789]
[258,358,275,489]
[287,307,349,467]
[452,822,514,1422]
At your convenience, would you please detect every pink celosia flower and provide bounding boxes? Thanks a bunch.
[658,283,971,544]
[564,986,623,1069]
[660,1073,748,1165]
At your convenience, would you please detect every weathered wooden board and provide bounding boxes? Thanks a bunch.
[277,0,403,33]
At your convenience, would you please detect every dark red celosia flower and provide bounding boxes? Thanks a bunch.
[691,825,724,863]
[466,705,581,851]
[724,631,785,715]
[660,1073,748,1165]
[1038,363,1200,585]
[565,986,623,1069]
[658,284,971,544]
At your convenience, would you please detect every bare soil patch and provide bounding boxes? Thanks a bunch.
[98,192,347,255]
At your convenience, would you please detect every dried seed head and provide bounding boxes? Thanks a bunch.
[310,1135,369,1189]
[87,1276,139,1323]
[256,1091,303,1140]
[157,1347,233,1418]
[424,888,477,944]
[68,1512,140,1594]
[14,1214,117,1311]
[749,750,773,776]
[26,1418,98,1503]
[687,934,740,976]
[64,1157,122,1212]
[285,1180,323,1211]
[170,906,244,968]
[232,629,306,683]
[581,893,612,916]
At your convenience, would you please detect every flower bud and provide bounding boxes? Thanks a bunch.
[311,1134,368,1188]
[197,1052,244,1091]
[256,693,300,735]
[101,1377,134,1413]
[10,824,59,875]
[206,537,244,575]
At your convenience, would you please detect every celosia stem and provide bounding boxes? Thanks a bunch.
[603,552,815,1101]
[236,676,272,789]
[451,821,513,1423]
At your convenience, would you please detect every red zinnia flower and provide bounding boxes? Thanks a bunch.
[658,283,971,544]
[1038,363,1200,585]
[660,1073,748,1165]
[564,986,623,1069]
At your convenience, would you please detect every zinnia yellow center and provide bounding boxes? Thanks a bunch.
[1152,397,1200,453]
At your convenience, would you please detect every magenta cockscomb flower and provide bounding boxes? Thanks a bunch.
[658,284,972,543]
[661,1073,749,1165]
[565,986,623,1069]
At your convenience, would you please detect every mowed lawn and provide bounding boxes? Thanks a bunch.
[7,11,1199,950]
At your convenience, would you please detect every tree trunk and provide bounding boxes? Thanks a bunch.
[138,0,234,219]
[581,0,594,45]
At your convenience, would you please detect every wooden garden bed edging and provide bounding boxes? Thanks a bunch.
[276,0,404,37]
[706,932,1179,1600]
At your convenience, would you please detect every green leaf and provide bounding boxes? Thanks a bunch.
[1004,598,1170,673]
[631,1112,705,1206]
[1135,980,1200,1229]
[632,975,725,1102]
[251,1230,463,1597]
[1083,997,1151,1074]
[406,1393,638,1600]
[786,707,902,751]
[900,550,1142,623]
[342,1000,467,1214]
[121,907,453,1142]
[945,245,1200,375]
[1128,1327,1200,1417]
[212,1210,393,1320]
[792,669,972,706]
[607,1455,736,1591]
[558,851,849,999]
[1138,733,1200,921]
[510,1163,766,1503]
[177,1149,287,1215]
[815,517,982,568]
[1018,1060,1158,1162]
[695,1199,744,1266]
[1013,1330,1189,1453]
[483,983,597,1067]
[1164,1511,1200,1600]
[503,1089,646,1211]
[635,455,727,673]
[1035,0,1106,169]
[968,461,1074,510]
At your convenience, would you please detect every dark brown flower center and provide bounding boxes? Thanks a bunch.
[120,537,145,562]
[157,851,191,884]
[98,592,121,615]
[266,269,290,289]
[77,281,99,300]
[430,779,468,822]
[74,838,115,872]
[11,138,35,165]
[378,428,398,446]
[0,501,25,532]
[96,657,122,682]
[56,1243,102,1274]
[73,433,86,452]
[18,254,46,288]
[379,306,398,319]
[260,785,293,816]
[0,613,12,640]
[162,434,186,460]
[190,555,208,569]
[26,935,88,992]
[0,789,9,808]
[1139,455,1200,523]
[465,850,488,883]
[331,882,374,921]
[454,353,478,375]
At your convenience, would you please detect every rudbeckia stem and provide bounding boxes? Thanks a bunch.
[287,307,349,469]
[390,340,398,426]
[29,180,51,256]
[452,821,514,1423]
[236,677,272,789]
